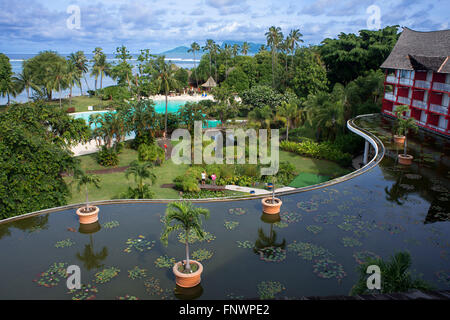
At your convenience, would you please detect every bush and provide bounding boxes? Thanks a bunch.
[280,140,352,167]
[174,174,200,192]
[101,85,131,101]
[333,134,364,156]
[96,146,119,167]
[138,143,165,165]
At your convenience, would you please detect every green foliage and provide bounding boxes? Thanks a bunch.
[138,143,165,165]
[350,252,433,295]
[122,160,156,199]
[240,85,285,111]
[290,47,328,98]
[100,85,131,101]
[223,66,250,93]
[280,140,352,167]
[96,146,119,167]
[320,26,400,85]
[0,102,90,218]
[174,67,189,88]
[395,105,418,136]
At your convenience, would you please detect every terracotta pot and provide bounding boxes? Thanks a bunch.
[262,197,282,214]
[76,206,99,224]
[394,135,406,144]
[398,154,413,165]
[173,260,203,288]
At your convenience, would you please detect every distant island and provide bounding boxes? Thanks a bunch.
[158,41,263,58]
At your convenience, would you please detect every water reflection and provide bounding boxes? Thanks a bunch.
[174,284,204,300]
[254,213,286,261]
[76,222,108,271]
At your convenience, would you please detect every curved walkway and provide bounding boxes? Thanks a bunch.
[0,114,386,224]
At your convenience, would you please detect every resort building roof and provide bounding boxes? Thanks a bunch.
[381,27,450,73]
[201,76,217,88]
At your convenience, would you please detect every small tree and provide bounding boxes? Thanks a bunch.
[75,172,101,212]
[277,100,298,141]
[160,202,210,273]
[395,105,418,156]
[124,160,156,199]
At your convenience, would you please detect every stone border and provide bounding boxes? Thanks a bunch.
[0,114,385,224]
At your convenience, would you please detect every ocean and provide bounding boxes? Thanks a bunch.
[1,53,200,105]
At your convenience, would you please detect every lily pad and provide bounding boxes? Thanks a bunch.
[127,266,147,280]
[353,251,381,265]
[33,262,68,288]
[257,247,286,263]
[297,200,319,212]
[55,239,75,248]
[224,221,239,230]
[154,255,176,268]
[191,248,214,262]
[306,225,323,234]
[341,237,362,247]
[280,211,303,223]
[117,295,139,300]
[177,230,216,244]
[257,281,285,299]
[237,240,254,249]
[94,267,120,284]
[313,258,346,280]
[124,235,155,253]
[435,270,450,286]
[228,208,247,216]
[102,221,120,229]
[287,241,333,261]
[68,284,98,300]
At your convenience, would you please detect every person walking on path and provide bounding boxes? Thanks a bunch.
[211,173,216,185]
[201,171,206,185]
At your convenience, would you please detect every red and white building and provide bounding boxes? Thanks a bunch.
[381,27,450,137]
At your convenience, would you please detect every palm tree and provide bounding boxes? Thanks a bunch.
[265,26,284,88]
[223,44,232,80]
[65,60,81,108]
[152,56,179,136]
[94,51,111,90]
[287,29,303,72]
[53,60,68,108]
[350,251,433,295]
[160,202,210,272]
[241,42,250,55]
[69,51,89,95]
[12,69,41,101]
[125,160,156,198]
[248,105,273,130]
[395,105,418,156]
[188,42,200,89]
[277,101,298,141]
[232,44,240,58]
[1,76,19,105]
[202,39,216,79]
[75,172,101,212]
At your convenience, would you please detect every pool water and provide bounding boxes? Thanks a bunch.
[71,100,220,129]
[0,114,448,300]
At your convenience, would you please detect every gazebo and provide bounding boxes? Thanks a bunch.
[201,76,217,91]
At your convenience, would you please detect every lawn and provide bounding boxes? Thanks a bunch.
[47,95,111,113]
[66,150,189,204]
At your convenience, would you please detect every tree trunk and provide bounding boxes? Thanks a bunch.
[84,76,90,92]
[100,72,103,90]
[272,50,275,88]
[70,86,73,108]
[164,94,168,136]
[194,52,198,89]
[26,87,30,101]
[59,81,62,108]
[185,229,191,272]
[286,119,289,141]
[7,93,10,106]
[85,185,89,211]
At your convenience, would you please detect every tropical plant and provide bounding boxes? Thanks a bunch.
[394,105,418,156]
[69,51,89,95]
[277,100,299,141]
[111,45,133,89]
[241,42,249,56]
[188,42,201,88]
[350,251,433,295]
[75,172,101,212]
[160,202,210,273]
[151,56,179,136]
[124,160,156,199]
[12,68,41,102]
[202,39,216,79]
[91,48,111,91]
[65,60,81,108]
[265,26,283,88]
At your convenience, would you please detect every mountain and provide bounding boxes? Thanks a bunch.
[220,41,264,55]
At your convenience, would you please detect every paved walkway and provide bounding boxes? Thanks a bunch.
[225,185,296,195]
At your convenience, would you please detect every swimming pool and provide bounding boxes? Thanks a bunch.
[71,101,220,129]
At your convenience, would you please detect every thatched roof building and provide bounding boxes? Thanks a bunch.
[201,76,217,88]
[381,27,450,73]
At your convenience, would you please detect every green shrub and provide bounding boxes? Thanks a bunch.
[138,143,165,165]
[96,146,119,167]
[280,140,352,167]
[174,174,200,192]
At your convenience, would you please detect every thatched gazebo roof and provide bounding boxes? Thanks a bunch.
[201,76,217,88]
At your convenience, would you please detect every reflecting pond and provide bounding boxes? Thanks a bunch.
[0,114,449,299]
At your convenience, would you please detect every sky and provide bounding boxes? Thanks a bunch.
[0,0,449,54]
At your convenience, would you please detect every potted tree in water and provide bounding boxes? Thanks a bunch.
[262,177,282,214]
[394,105,418,165]
[75,172,101,224]
[160,201,210,288]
